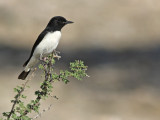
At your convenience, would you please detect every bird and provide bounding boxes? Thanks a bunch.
[18,16,73,80]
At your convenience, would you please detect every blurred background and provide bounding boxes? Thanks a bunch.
[1,0,160,120]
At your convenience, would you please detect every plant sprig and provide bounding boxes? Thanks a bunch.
[2,52,88,120]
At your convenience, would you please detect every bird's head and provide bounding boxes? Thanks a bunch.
[47,16,73,30]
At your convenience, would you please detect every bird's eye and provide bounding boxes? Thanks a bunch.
[57,20,61,23]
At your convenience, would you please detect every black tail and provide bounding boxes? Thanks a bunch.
[18,70,30,80]
[23,58,30,67]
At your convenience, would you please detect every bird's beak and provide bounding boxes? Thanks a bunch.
[65,21,74,24]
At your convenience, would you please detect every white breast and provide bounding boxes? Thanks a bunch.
[34,31,61,56]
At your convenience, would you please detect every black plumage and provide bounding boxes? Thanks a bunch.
[18,16,73,80]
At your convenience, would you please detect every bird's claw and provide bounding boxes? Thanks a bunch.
[39,54,47,61]
[54,50,60,54]
[39,54,43,60]
[53,50,61,60]
[53,54,61,60]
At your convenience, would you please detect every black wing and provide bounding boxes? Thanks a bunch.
[23,29,48,67]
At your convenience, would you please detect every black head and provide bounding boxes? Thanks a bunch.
[47,16,73,31]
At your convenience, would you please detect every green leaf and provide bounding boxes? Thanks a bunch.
[11,113,17,119]
[21,116,31,120]
[13,88,18,93]
[38,64,44,69]
[51,58,55,64]
[21,94,27,99]
[2,112,10,117]
[11,100,15,103]
[19,102,25,108]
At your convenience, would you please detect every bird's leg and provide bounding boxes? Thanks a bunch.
[52,50,61,60]
[39,54,47,61]
[54,50,60,54]
[40,54,43,61]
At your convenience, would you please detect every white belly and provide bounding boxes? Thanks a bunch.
[33,31,61,57]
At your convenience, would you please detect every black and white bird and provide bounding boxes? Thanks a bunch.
[18,16,73,80]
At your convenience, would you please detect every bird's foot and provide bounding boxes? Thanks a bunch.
[53,54,61,60]
[39,54,43,61]
[39,54,47,62]
[53,50,61,60]
[54,50,60,54]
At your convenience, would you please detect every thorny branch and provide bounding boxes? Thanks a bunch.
[7,69,36,120]
[2,51,88,120]
[20,53,57,117]
[31,104,52,120]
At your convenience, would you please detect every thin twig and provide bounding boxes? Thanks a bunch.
[48,93,59,100]
[7,82,26,120]
[31,104,52,120]
[20,54,56,117]
[7,69,36,120]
